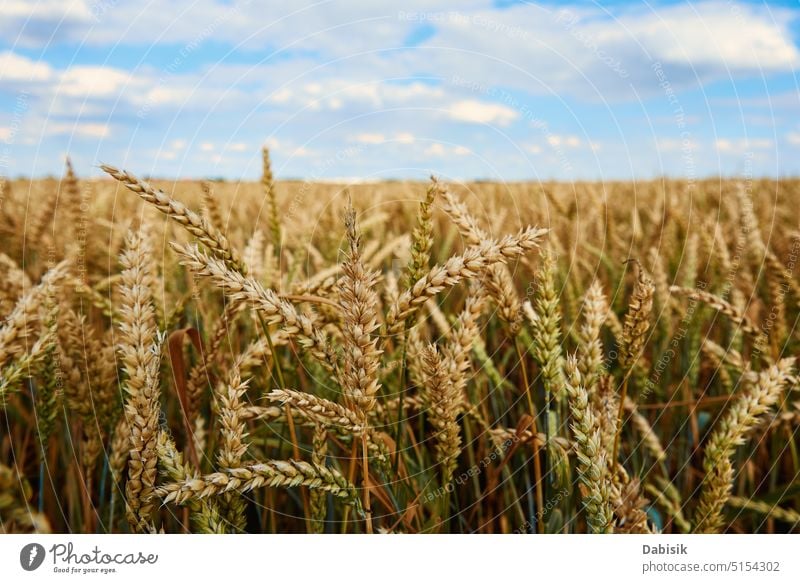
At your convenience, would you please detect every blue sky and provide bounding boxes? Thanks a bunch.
[1,0,800,181]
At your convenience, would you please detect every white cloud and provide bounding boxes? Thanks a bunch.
[0,1,93,46]
[424,143,447,157]
[657,138,700,152]
[292,146,314,157]
[46,122,109,138]
[0,51,52,82]
[227,142,249,152]
[620,2,799,71]
[395,132,415,144]
[448,100,518,125]
[270,88,293,104]
[547,135,582,148]
[715,138,773,153]
[200,142,214,152]
[57,65,132,98]
[170,139,187,150]
[354,133,385,144]
[424,143,471,157]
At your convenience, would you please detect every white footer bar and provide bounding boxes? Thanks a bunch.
[1,534,797,582]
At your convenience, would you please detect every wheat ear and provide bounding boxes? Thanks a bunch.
[694,358,795,533]
[0,260,69,368]
[172,242,336,371]
[404,177,441,287]
[262,147,281,250]
[525,249,565,398]
[669,286,761,339]
[158,460,360,507]
[577,280,608,391]
[215,364,250,531]
[118,230,164,533]
[338,205,382,421]
[309,424,328,533]
[386,226,546,332]
[156,431,227,533]
[564,355,613,533]
[440,186,523,333]
[620,260,655,371]
[101,164,246,274]
[420,345,461,484]
[267,388,366,434]
[727,496,800,525]
[200,181,225,235]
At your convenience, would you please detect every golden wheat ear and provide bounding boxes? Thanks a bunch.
[117,229,164,533]
[101,164,247,274]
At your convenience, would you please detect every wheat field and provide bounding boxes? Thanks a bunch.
[0,152,798,534]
